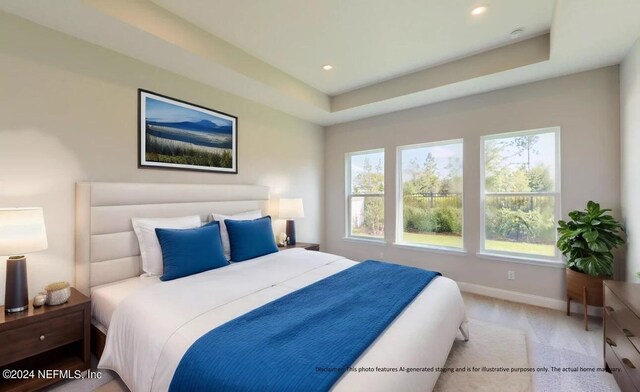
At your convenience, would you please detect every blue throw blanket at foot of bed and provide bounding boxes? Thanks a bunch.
[169,260,441,392]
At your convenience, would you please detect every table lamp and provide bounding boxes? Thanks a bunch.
[0,208,48,313]
[278,198,304,245]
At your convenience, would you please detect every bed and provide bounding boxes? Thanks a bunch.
[75,182,468,392]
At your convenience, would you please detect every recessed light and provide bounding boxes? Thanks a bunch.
[322,64,333,71]
[510,28,524,39]
[471,5,488,16]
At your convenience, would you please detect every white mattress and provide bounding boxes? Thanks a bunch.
[98,249,467,392]
[91,276,159,330]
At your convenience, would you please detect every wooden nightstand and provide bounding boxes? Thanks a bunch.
[279,242,320,251]
[603,281,640,392]
[0,287,90,392]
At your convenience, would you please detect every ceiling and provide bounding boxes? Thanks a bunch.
[151,0,555,95]
[1,0,639,126]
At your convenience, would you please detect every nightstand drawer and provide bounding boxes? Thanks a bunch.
[606,287,640,339]
[607,316,640,386]
[0,310,83,366]
[606,342,639,392]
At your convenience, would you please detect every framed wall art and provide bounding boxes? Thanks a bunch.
[138,89,238,173]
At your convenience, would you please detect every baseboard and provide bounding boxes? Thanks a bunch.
[456,281,603,317]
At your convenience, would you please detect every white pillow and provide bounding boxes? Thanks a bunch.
[211,210,262,260]
[131,215,202,276]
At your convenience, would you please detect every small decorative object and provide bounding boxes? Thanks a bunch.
[278,232,288,247]
[45,281,71,306]
[558,201,625,330]
[0,208,48,313]
[278,198,304,245]
[139,89,238,174]
[32,293,46,308]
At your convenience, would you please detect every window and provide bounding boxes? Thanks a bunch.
[346,149,384,240]
[481,128,560,260]
[397,140,464,249]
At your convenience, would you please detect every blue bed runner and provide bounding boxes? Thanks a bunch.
[169,260,441,392]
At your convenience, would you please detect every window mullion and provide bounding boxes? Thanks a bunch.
[485,192,558,197]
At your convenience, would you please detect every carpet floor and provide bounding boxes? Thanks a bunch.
[463,292,620,392]
[434,318,531,392]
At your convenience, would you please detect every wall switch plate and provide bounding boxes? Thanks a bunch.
[508,271,516,280]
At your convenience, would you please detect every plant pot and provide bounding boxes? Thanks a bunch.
[566,267,611,330]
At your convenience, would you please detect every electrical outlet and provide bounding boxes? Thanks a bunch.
[508,271,516,280]
[379,251,384,258]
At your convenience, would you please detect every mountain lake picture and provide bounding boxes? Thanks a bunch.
[139,90,237,173]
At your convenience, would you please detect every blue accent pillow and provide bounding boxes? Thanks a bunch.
[155,221,229,281]
[225,216,278,262]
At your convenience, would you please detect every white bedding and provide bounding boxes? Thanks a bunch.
[91,276,159,330]
[98,249,467,392]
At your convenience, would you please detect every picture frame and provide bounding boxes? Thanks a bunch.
[138,89,238,174]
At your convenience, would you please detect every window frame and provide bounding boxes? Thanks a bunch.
[345,148,386,242]
[395,138,465,252]
[479,127,562,263]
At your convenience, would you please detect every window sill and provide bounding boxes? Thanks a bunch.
[342,237,387,246]
[392,242,467,256]
[476,252,565,268]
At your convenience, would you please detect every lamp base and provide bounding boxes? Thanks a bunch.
[5,256,29,313]
[286,220,297,246]
[5,304,28,313]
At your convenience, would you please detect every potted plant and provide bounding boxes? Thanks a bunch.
[557,201,625,330]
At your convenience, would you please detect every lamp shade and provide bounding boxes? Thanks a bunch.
[0,208,48,255]
[278,198,304,219]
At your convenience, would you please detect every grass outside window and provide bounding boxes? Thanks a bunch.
[400,232,555,257]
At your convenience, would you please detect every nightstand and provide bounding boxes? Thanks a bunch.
[0,287,90,391]
[279,242,320,251]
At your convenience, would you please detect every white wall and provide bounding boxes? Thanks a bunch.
[325,67,620,301]
[622,38,640,282]
[0,13,324,304]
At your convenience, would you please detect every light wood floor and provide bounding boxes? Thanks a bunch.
[462,292,620,391]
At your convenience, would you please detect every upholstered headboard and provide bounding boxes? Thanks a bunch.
[74,182,270,295]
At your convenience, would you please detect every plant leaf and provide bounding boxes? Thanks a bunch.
[557,201,624,276]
